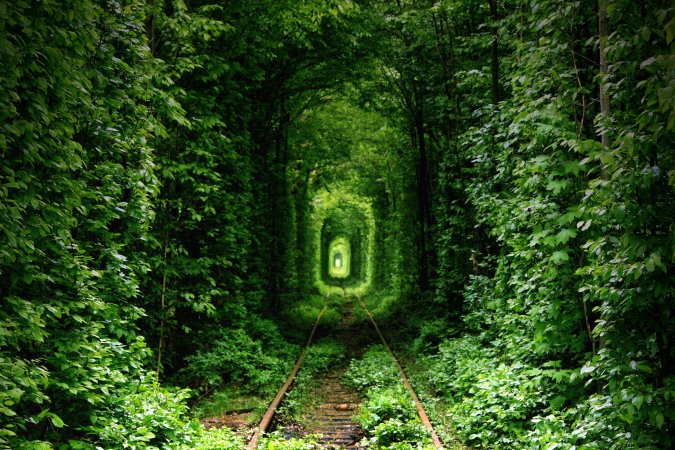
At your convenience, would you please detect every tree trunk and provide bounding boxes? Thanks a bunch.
[598,0,610,148]
[489,0,500,104]
[156,232,169,381]
[415,108,431,291]
[269,102,291,311]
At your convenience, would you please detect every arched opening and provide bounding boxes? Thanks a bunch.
[327,237,350,279]
[312,190,375,293]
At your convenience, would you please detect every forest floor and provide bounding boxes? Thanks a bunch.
[201,410,254,434]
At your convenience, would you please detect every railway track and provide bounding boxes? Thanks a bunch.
[301,292,369,448]
[247,290,443,449]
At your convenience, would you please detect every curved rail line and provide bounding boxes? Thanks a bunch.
[246,290,443,449]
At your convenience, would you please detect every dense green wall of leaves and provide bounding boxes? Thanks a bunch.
[0,0,672,448]
[0,0,159,445]
[0,0,362,447]
[364,0,673,448]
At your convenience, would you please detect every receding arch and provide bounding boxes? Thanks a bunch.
[327,237,350,279]
[311,189,375,294]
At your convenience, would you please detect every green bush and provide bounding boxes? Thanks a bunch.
[302,340,347,375]
[410,319,450,354]
[95,383,195,449]
[180,323,298,394]
[419,335,592,449]
[344,345,401,391]
[356,385,435,448]
[365,418,434,448]
[94,381,244,450]
[172,426,242,450]
[344,345,435,448]
[358,385,418,431]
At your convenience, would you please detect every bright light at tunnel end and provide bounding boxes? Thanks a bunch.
[328,237,350,279]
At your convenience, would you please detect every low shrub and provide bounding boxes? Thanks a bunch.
[93,381,243,450]
[365,418,435,449]
[302,340,347,375]
[410,319,450,355]
[257,431,319,449]
[344,345,400,391]
[345,344,434,448]
[95,382,193,449]
[179,321,298,395]
[417,334,598,449]
[358,385,418,430]
[174,426,242,450]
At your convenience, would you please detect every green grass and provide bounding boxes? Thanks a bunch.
[191,385,269,421]
[280,293,342,342]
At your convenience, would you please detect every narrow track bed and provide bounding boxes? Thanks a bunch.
[299,297,370,448]
[305,371,362,448]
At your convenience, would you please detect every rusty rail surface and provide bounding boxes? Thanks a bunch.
[246,290,331,449]
[356,294,444,449]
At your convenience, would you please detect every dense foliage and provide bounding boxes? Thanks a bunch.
[0,0,360,447]
[372,0,674,448]
[1,0,159,446]
[1,0,671,448]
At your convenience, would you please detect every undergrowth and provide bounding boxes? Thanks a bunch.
[177,316,299,397]
[344,345,435,449]
[90,379,243,449]
[191,386,268,421]
[257,431,320,449]
[407,274,671,449]
[281,293,342,341]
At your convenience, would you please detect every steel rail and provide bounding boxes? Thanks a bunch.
[246,290,331,449]
[356,294,444,449]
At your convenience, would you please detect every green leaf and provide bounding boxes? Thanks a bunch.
[546,179,569,194]
[640,57,656,69]
[50,414,65,428]
[0,407,16,417]
[551,250,569,263]
[645,257,655,272]
[555,229,577,245]
[576,219,592,231]
[580,364,596,376]
[549,395,565,410]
